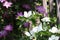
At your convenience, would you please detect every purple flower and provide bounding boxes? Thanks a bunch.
[35,5,45,14]
[16,12,24,19]
[4,24,13,31]
[2,13,10,19]
[16,12,23,17]
[23,22,30,28]
[22,4,31,10]
[0,0,6,3]
[3,1,12,8]
[0,30,7,37]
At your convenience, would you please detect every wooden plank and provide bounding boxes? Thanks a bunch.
[42,0,47,16]
[49,0,54,17]
[56,0,60,23]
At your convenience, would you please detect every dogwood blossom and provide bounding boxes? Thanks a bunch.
[3,1,12,8]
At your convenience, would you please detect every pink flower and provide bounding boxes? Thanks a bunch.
[3,1,12,8]
[0,0,6,3]
[4,24,13,31]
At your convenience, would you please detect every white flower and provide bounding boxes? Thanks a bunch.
[24,31,31,36]
[24,11,32,18]
[37,23,43,32]
[48,35,59,40]
[30,27,38,33]
[49,27,58,33]
[30,26,38,37]
[24,23,43,38]
[30,23,43,35]
[41,17,50,22]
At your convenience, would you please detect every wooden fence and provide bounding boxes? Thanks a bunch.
[42,0,60,24]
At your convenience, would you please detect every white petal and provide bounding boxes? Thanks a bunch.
[32,27,38,33]
[30,23,43,35]
[30,27,38,35]
[24,11,28,18]
[41,17,50,22]
[28,11,32,17]
[25,31,31,36]
[24,11,32,18]
[37,23,43,32]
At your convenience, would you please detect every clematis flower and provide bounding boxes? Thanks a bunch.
[35,5,45,14]
[16,12,24,18]
[22,4,31,10]
[0,0,6,3]
[17,12,23,16]
[4,24,13,31]
[24,11,32,18]
[0,30,7,37]
[2,13,10,19]
[16,12,24,19]
[48,35,59,40]
[23,22,30,28]
[3,1,12,8]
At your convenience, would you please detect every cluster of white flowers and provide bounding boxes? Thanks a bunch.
[48,35,59,40]
[24,16,60,40]
[41,17,60,34]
